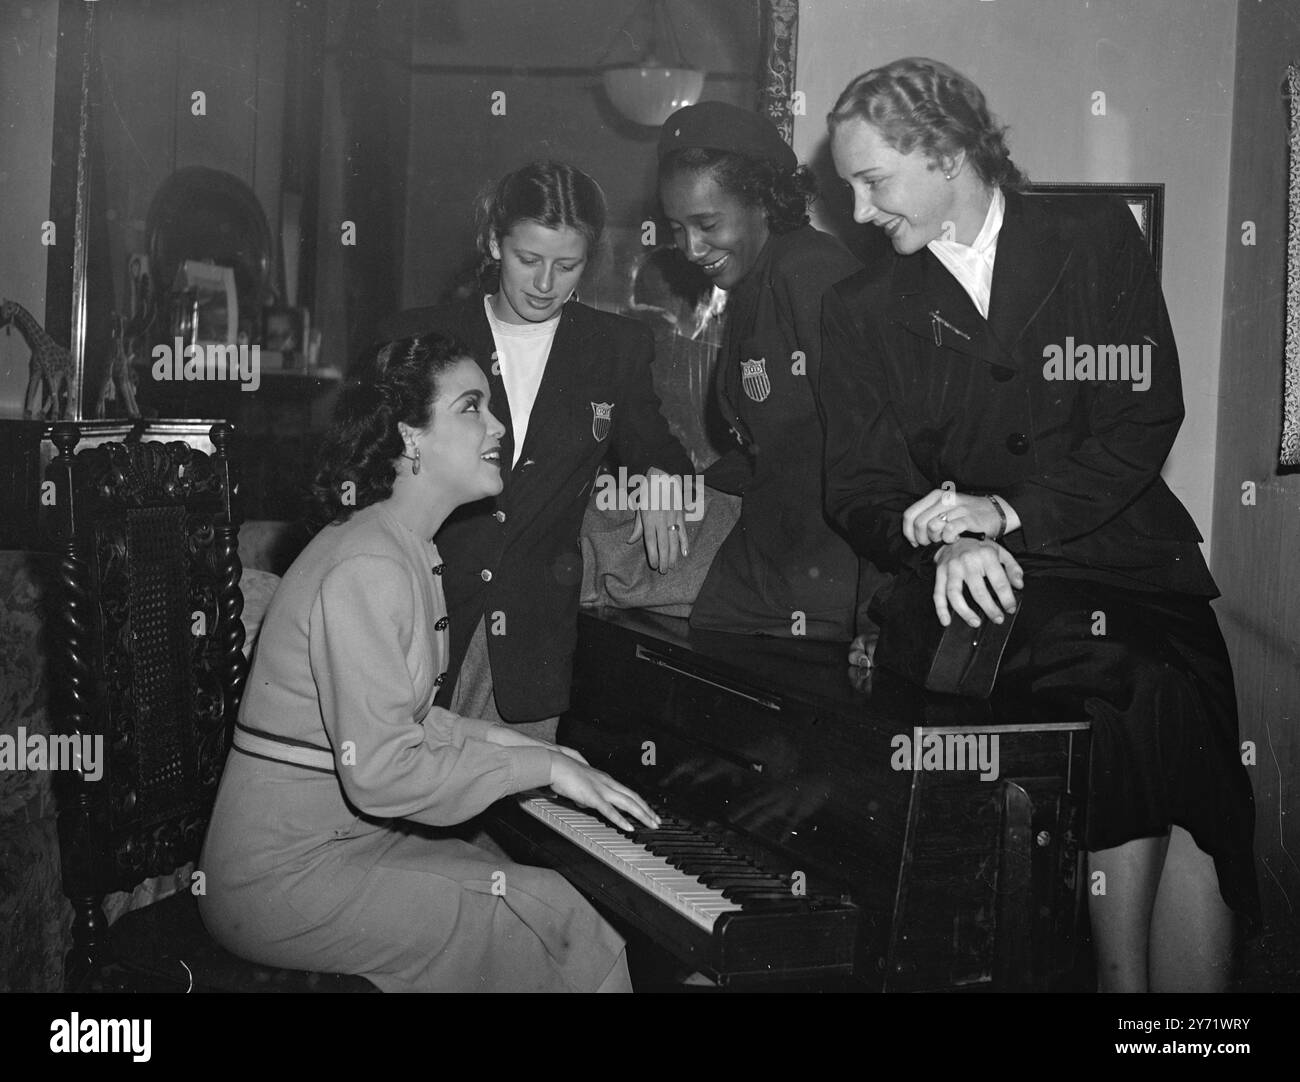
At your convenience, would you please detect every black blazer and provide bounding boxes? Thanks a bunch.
[691,225,866,640]
[819,189,1218,597]
[378,296,693,719]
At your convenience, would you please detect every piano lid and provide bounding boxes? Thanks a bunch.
[580,606,1066,733]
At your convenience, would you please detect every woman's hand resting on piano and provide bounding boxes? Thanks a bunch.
[548,755,661,833]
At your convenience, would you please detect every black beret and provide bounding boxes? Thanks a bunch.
[658,101,798,172]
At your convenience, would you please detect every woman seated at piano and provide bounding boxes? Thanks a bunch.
[650,101,887,650]
[199,334,659,992]
[818,58,1258,991]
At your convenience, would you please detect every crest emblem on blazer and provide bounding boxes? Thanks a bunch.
[741,357,771,403]
[590,401,614,441]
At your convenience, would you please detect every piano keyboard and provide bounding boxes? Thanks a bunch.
[518,796,746,932]
[496,791,860,986]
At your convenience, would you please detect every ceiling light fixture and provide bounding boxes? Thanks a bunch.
[599,0,705,127]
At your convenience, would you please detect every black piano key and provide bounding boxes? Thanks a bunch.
[651,846,731,859]
[713,887,793,900]
[707,879,785,889]
[699,866,780,878]
[645,843,730,858]
[724,893,805,907]
[706,877,790,891]
[678,859,758,874]
[675,854,758,868]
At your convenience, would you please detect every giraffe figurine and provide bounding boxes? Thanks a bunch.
[94,313,141,419]
[2,298,76,420]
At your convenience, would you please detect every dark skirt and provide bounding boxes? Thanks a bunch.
[989,575,1260,929]
[689,509,863,641]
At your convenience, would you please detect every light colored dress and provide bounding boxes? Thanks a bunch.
[198,502,629,991]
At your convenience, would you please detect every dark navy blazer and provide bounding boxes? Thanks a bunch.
[819,189,1217,598]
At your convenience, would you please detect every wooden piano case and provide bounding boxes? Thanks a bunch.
[546,608,1090,992]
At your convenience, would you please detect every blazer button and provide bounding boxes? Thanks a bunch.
[1006,432,1030,455]
[435,616,449,631]
[480,569,493,582]
[494,510,506,523]
[431,563,445,575]
[991,366,1015,382]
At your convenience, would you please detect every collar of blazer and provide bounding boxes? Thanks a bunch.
[884,189,1073,372]
[466,296,602,484]
[517,300,600,460]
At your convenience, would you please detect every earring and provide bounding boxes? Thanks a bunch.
[412,447,421,475]
[945,172,952,180]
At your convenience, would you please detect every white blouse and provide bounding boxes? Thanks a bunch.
[484,295,561,466]
[927,187,1005,320]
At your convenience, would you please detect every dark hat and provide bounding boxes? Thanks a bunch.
[658,101,798,172]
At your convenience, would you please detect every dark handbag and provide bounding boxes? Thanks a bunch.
[869,567,1021,699]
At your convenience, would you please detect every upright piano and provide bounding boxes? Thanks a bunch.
[490,608,1090,991]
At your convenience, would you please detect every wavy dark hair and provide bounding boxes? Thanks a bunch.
[827,57,1027,192]
[658,147,817,235]
[304,334,469,534]
[474,160,607,291]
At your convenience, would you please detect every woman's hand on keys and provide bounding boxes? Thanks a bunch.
[548,755,661,832]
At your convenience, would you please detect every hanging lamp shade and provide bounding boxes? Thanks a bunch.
[602,63,705,127]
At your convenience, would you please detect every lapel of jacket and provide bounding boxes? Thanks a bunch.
[514,300,594,468]
[885,248,999,368]
[881,190,1074,373]
[716,238,775,442]
[985,189,1074,360]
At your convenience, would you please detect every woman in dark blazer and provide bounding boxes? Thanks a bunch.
[819,58,1258,991]
[380,162,694,737]
[657,101,876,642]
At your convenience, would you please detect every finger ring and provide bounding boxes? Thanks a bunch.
[938,512,948,522]
[668,524,681,531]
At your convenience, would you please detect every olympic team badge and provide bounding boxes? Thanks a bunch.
[741,357,771,403]
[590,401,614,441]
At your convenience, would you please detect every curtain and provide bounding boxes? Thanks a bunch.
[1282,63,1300,466]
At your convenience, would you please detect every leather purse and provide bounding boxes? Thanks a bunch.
[869,567,1021,699]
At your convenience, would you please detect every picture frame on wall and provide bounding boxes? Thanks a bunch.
[262,305,311,370]
[1025,182,1165,283]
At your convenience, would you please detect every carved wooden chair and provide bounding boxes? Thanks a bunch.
[45,421,374,992]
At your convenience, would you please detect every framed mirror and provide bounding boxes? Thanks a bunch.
[45,0,798,513]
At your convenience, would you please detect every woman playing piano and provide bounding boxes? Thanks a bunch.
[199,334,659,992]
[819,57,1259,991]
[656,102,885,647]
[379,162,695,742]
